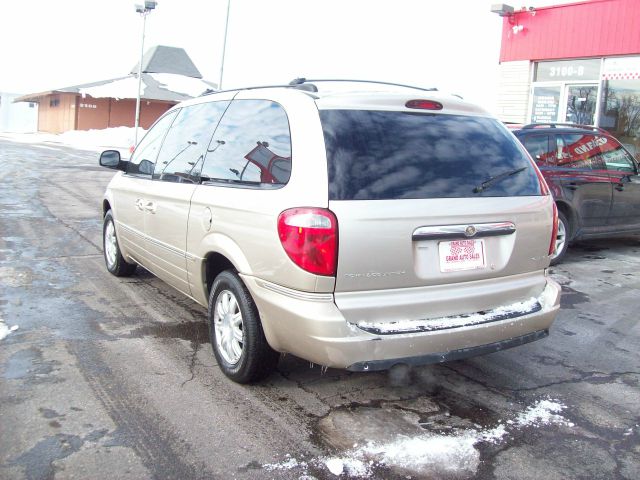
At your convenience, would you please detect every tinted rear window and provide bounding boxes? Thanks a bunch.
[320,110,542,200]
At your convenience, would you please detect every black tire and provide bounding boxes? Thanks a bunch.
[103,210,137,277]
[550,210,570,266]
[208,270,279,383]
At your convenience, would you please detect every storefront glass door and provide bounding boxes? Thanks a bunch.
[564,84,598,125]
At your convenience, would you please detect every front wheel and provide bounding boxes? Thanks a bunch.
[550,210,570,266]
[208,270,279,383]
[103,210,137,277]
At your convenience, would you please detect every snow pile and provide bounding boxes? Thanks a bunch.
[263,454,307,472]
[333,399,571,475]
[58,126,141,152]
[264,399,571,477]
[324,457,370,476]
[362,432,479,473]
[510,399,574,428]
[0,127,144,154]
[0,318,19,341]
[151,73,212,97]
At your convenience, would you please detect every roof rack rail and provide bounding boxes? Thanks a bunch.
[521,122,608,134]
[199,82,320,97]
[199,78,437,98]
[288,78,438,93]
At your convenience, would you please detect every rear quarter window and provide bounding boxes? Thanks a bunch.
[200,99,292,187]
[320,110,542,200]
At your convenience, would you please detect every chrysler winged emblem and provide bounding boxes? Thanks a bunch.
[464,225,477,237]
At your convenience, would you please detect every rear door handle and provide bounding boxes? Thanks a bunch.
[135,198,145,211]
[144,201,156,214]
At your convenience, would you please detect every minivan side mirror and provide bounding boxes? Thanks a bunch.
[99,150,127,171]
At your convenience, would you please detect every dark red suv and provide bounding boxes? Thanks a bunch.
[512,123,640,264]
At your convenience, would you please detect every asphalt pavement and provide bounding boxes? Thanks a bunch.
[1,138,638,479]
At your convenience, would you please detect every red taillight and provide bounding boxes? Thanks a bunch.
[405,99,443,110]
[549,202,559,256]
[277,208,338,276]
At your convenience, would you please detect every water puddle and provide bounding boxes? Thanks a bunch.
[2,346,60,381]
[560,285,590,309]
[126,320,210,345]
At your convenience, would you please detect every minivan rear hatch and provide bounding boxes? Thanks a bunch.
[317,97,552,300]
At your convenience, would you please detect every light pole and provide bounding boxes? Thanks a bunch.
[218,0,230,90]
[134,1,157,147]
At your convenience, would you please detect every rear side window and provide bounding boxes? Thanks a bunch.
[522,134,554,164]
[201,100,291,187]
[320,110,542,200]
[153,101,229,183]
[555,134,606,169]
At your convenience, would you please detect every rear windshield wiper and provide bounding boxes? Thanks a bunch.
[473,167,527,193]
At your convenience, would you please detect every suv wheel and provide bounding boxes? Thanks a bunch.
[103,210,137,277]
[208,270,279,383]
[550,210,569,265]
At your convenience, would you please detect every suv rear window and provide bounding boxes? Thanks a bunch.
[320,110,542,200]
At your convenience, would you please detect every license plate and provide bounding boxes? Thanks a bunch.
[438,239,486,272]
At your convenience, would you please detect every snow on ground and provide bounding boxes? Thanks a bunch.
[264,398,572,478]
[0,127,144,155]
[0,318,19,341]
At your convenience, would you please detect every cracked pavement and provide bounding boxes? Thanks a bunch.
[1,138,639,479]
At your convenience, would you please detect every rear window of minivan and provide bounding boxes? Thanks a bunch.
[320,110,542,200]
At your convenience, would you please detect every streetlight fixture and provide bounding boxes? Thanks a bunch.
[134,1,157,147]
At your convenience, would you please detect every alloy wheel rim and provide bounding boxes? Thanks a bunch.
[213,290,244,365]
[552,218,566,260]
[105,220,118,268]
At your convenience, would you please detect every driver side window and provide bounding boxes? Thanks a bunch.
[127,110,179,177]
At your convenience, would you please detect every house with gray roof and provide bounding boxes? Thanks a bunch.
[16,46,215,133]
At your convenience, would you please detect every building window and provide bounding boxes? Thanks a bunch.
[600,79,640,158]
[531,86,561,124]
[599,57,640,158]
[530,59,602,125]
[534,59,601,83]
[50,98,60,107]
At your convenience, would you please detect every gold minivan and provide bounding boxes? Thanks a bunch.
[99,80,561,383]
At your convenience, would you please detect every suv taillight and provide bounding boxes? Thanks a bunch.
[277,208,338,276]
[549,202,558,256]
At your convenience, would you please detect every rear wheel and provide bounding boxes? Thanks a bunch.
[208,270,279,383]
[103,210,137,277]
[550,210,569,266]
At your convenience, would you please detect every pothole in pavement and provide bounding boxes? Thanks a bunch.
[313,392,498,479]
[265,385,574,479]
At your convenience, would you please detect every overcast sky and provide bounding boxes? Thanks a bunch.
[0,0,578,113]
